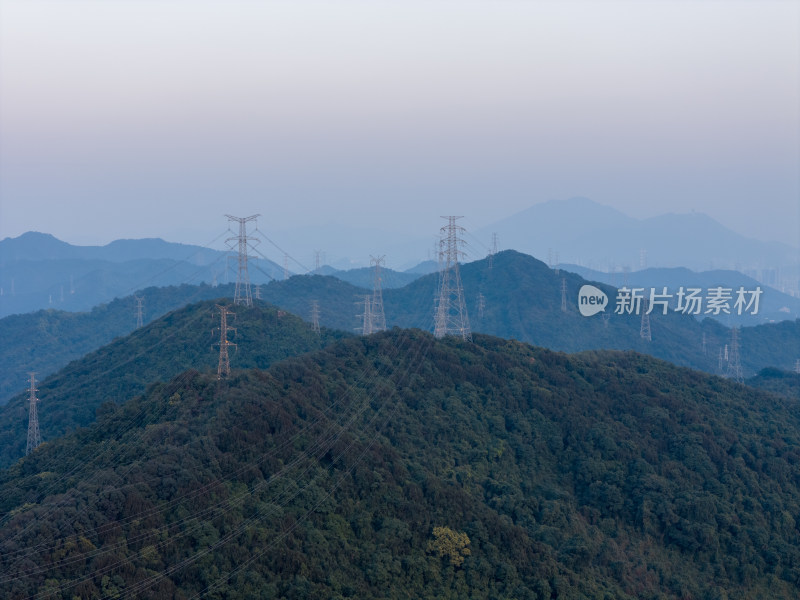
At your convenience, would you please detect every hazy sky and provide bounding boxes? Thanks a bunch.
[1,0,798,252]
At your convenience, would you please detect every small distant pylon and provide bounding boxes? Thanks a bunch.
[488,233,498,270]
[602,312,611,328]
[561,278,567,312]
[370,255,387,333]
[254,285,262,301]
[226,214,260,307]
[314,250,322,273]
[477,292,486,320]
[434,216,472,341]
[283,254,290,280]
[135,296,144,328]
[356,295,373,335]
[214,305,237,380]
[640,298,651,341]
[701,332,707,356]
[554,252,560,276]
[726,327,743,383]
[26,373,42,455]
[310,300,321,335]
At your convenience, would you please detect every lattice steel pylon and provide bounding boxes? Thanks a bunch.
[135,296,144,328]
[561,278,567,312]
[370,255,387,333]
[640,297,651,341]
[214,305,237,380]
[26,373,41,455]
[310,300,321,335]
[477,292,486,320]
[226,214,260,307]
[434,216,472,341]
[726,327,743,383]
[356,295,373,335]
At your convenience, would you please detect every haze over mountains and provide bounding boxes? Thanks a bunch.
[2,198,796,319]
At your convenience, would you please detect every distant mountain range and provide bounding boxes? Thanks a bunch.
[475,197,799,274]
[4,250,799,411]
[564,264,800,325]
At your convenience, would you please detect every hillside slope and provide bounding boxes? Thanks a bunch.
[0,299,349,467]
[1,331,800,598]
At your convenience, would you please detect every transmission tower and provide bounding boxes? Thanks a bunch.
[135,296,144,328]
[561,278,567,312]
[283,254,290,280]
[602,312,611,328]
[477,292,486,320]
[214,305,237,380]
[718,347,726,373]
[640,297,651,341]
[356,295,373,335]
[488,233,498,270]
[26,373,42,455]
[370,255,387,333]
[434,216,472,341]
[310,300,321,334]
[701,332,707,356]
[726,327,743,383]
[254,285,262,301]
[314,250,322,273]
[226,214,260,307]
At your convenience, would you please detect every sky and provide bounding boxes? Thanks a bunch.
[1,0,798,258]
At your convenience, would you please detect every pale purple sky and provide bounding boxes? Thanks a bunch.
[1,0,798,251]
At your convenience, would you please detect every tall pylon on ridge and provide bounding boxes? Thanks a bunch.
[370,255,387,333]
[310,300,321,334]
[356,295,373,335]
[561,278,567,312]
[640,298,651,341]
[214,305,237,380]
[135,296,144,328]
[26,373,41,455]
[434,216,472,341]
[726,327,743,383]
[226,214,260,307]
[477,292,486,320]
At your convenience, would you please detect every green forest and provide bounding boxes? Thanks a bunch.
[2,330,800,599]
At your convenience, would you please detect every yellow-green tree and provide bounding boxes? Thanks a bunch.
[427,526,471,567]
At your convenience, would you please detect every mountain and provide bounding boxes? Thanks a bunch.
[0,299,349,467]
[324,265,422,290]
[0,232,284,317]
[2,331,800,598]
[564,264,800,325]
[747,367,800,399]
[475,197,798,272]
[4,251,799,411]
[0,283,243,406]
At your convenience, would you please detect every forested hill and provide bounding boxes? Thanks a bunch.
[2,331,800,598]
[0,299,349,467]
